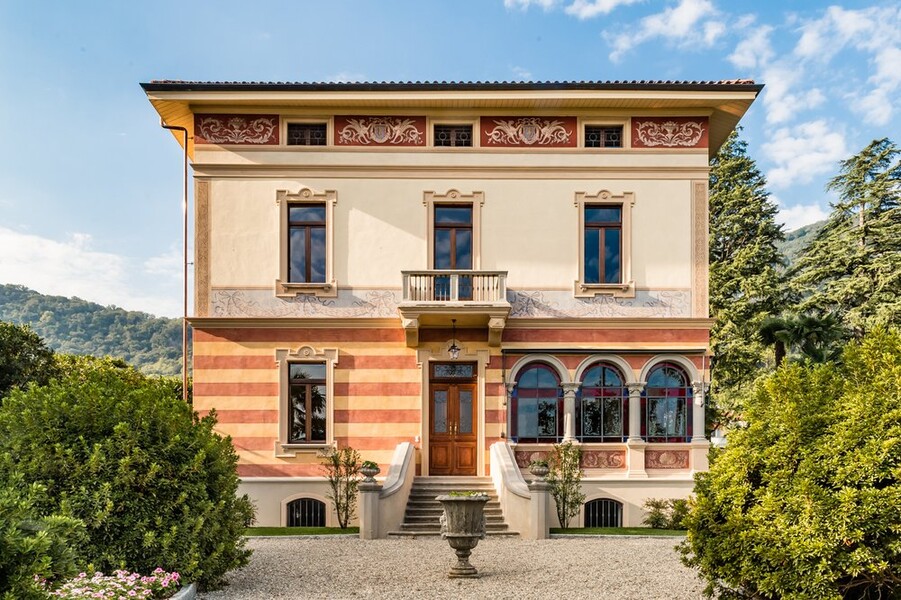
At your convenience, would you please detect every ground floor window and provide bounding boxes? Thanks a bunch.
[585,498,622,528]
[578,362,627,442]
[286,498,325,527]
[642,362,692,442]
[511,363,563,443]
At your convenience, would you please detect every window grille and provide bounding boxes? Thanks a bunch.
[287,123,327,146]
[584,498,623,528]
[584,126,623,148]
[434,125,473,147]
[286,498,326,527]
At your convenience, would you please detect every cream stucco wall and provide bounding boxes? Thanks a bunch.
[207,173,696,292]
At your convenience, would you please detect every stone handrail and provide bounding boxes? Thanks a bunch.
[489,441,533,537]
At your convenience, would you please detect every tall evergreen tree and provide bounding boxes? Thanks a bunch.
[792,138,901,332]
[708,130,786,415]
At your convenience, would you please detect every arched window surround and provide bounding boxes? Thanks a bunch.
[641,361,694,443]
[575,358,631,443]
[508,356,567,444]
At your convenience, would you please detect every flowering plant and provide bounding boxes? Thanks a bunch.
[40,568,181,599]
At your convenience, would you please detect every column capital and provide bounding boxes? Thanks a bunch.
[691,381,709,406]
[505,382,516,395]
[627,382,646,395]
[561,382,581,394]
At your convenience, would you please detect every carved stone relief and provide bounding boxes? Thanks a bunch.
[645,449,690,469]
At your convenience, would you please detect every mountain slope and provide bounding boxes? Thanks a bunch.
[778,219,827,268]
[0,284,186,375]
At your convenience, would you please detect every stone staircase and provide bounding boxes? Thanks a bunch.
[388,477,518,537]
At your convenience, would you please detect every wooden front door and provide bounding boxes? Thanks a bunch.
[429,363,477,476]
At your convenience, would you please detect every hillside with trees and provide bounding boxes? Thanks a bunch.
[0,284,186,375]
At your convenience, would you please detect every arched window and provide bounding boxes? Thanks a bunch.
[286,497,326,527]
[643,362,693,442]
[585,498,623,528]
[511,363,562,443]
[578,363,627,442]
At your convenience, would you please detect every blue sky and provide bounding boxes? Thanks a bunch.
[0,0,898,317]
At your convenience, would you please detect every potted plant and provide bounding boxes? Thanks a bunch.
[529,459,549,479]
[436,491,489,578]
[360,460,380,483]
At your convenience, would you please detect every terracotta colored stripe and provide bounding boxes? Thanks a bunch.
[502,329,709,343]
[485,409,506,424]
[340,355,419,369]
[239,464,322,477]
[490,354,705,370]
[334,410,420,424]
[194,355,275,369]
[485,383,506,397]
[232,437,275,451]
[335,436,413,450]
[201,409,278,423]
[194,328,405,343]
[195,382,278,396]
[484,437,504,449]
[420,328,487,343]
[334,382,420,396]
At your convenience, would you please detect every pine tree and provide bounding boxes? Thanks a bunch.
[792,138,901,332]
[708,130,786,415]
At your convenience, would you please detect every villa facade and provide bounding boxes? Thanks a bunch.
[142,79,761,529]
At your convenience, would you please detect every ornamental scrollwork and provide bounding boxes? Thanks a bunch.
[337,117,424,145]
[634,120,704,147]
[484,118,572,146]
[645,450,690,469]
[196,115,278,144]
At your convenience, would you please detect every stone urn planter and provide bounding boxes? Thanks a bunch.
[529,461,549,479]
[360,461,380,483]
[436,492,489,579]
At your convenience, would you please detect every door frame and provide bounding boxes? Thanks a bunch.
[428,365,478,476]
[417,346,490,477]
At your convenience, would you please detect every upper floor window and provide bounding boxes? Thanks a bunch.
[276,188,337,297]
[578,363,627,442]
[643,362,693,443]
[287,123,328,146]
[584,205,622,284]
[511,363,562,443]
[289,204,326,283]
[584,125,623,148]
[434,125,473,147]
[288,362,327,443]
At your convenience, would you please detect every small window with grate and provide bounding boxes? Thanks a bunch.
[434,125,473,147]
[585,125,623,148]
[287,123,328,146]
[286,497,326,527]
[585,498,623,528]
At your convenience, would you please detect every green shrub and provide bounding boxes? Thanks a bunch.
[321,446,360,528]
[643,498,689,530]
[0,474,84,600]
[0,355,254,590]
[546,442,585,528]
[681,329,901,599]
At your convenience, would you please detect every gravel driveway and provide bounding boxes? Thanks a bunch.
[200,536,704,599]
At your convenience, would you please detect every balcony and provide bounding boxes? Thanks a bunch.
[398,270,511,348]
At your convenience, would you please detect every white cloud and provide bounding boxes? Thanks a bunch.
[773,197,829,231]
[144,247,183,280]
[760,64,825,124]
[0,227,182,317]
[605,0,725,62]
[504,0,560,9]
[327,72,367,83]
[564,0,643,19]
[763,120,849,189]
[512,66,533,80]
[729,25,774,70]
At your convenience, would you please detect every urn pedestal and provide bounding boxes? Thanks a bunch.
[436,494,489,579]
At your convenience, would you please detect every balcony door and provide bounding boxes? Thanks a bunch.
[429,362,477,476]
[434,205,473,300]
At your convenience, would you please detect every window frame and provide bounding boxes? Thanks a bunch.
[583,124,625,149]
[641,361,693,443]
[424,189,483,270]
[574,190,635,298]
[429,118,479,148]
[577,362,628,443]
[581,118,629,149]
[275,346,338,456]
[282,118,332,147]
[510,362,564,444]
[433,123,475,148]
[276,187,337,297]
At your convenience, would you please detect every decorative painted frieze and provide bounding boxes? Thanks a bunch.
[581,450,626,469]
[514,450,548,468]
[210,289,400,318]
[194,114,279,145]
[508,290,691,318]
[334,116,426,146]
[480,117,577,147]
[645,449,690,469]
[631,117,708,148]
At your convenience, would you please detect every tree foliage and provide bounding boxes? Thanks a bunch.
[0,284,187,376]
[0,355,254,589]
[708,130,786,417]
[546,442,585,528]
[681,329,901,599]
[0,321,58,398]
[321,446,361,529]
[792,138,901,332]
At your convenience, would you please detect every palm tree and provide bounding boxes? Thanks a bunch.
[759,312,847,366]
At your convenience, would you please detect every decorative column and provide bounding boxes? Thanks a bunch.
[358,481,381,540]
[690,381,711,473]
[561,383,581,443]
[528,478,551,540]
[505,382,516,440]
[626,382,647,478]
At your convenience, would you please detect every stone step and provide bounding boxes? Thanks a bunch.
[387,529,520,538]
[401,514,508,524]
[399,522,512,532]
